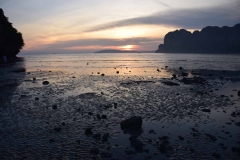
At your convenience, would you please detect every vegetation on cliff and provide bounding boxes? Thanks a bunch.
[156,24,240,53]
[0,8,24,63]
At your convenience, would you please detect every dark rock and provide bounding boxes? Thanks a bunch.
[235,122,240,127]
[161,81,180,86]
[113,102,117,108]
[88,112,93,116]
[35,97,39,100]
[205,133,217,141]
[238,91,240,96]
[97,114,101,119]
[52,105,57,110]
[231,111,240,117]
[90,148,99,155]
[202,108,211,112]
[54,127,62,132]
[42,81,49,85]
[149,129,155,134]
[85,128,92,135]
[33,78,36,81]
[49,138,55,143]
[116,71,119,74]
[101,115,107,119]
[172,74,177,78]
[178,135,184,140]
[102,133,109,142]
[182,72,188,76]
[101,73,105,76]
[93,133,101,140]
[125,148,135,155]
[120,116,142,130]
[157,69,160,72]
[179,67,183,70]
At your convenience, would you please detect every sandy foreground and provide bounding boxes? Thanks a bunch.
[0,59,240,160]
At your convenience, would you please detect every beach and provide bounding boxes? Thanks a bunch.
[0,53,240,159]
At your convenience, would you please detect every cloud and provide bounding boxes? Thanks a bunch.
[25,37,163,53]
[86,2,240,32]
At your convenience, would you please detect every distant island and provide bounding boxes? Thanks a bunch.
[95,49,155,53]
[155,24,240,53]
[0,8,24,63]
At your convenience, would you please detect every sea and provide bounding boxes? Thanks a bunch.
[21,53,240,75]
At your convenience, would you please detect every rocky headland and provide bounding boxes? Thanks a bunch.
[0,8,24,64]
[156,24,240,53]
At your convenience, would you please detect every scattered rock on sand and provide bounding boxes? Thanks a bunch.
[42,81,49,85]
[120,116,142,130]
[161,81,180,86]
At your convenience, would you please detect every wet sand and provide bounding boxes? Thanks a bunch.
[0,57,240,159]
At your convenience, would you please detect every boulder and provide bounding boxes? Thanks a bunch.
[120,116,142,130]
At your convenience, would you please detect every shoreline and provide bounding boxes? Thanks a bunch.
[0,56,239,159]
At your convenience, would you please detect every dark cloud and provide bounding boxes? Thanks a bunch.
[86,2,240,32]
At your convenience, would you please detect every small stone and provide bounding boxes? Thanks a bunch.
[238,91,240,96]
[202,108,211,112]
[179,67,183,70]
[52,105,57,110]
[102,133,109,142]
[101,73,105,76]
[88,112,93,116]
[42,81,49,85]
[178,135,184,140]
[149,130,155,134]
[49,138,55,142]
[120,116,142,130]
[54,127,62,132]
[85,128,92,135]
[35,97,39,100]
[101,115,107,119]
[116,71,119,74]
[33,78,36,81]
[90,148,99,155]
[93,133,101,140]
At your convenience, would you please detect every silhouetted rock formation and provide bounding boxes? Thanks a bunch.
[0,8,24,63]
[156,24,240,53]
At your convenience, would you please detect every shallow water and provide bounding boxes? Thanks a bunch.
[0,53,240,159]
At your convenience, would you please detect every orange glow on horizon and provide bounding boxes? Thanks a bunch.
[121,45,137,50]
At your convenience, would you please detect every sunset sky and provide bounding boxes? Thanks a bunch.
[1,0,240,53]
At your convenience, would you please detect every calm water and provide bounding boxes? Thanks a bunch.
[21,53,240,75]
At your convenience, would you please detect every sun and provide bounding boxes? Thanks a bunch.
[122,45,134,50]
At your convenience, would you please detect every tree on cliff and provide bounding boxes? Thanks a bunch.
[0,8,24,63]
[156,24,240,53]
